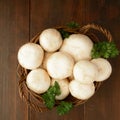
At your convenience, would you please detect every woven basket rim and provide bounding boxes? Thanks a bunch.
[17,23,112,112]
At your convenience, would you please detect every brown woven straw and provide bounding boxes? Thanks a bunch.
[17,23,112,112]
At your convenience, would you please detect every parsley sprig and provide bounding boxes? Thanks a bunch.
[59,29,70,39]
[66,21,80,28]
[42,81,61,109]
[57,101,73,115]
[42,81,73,115]
[91,41,119,59]
[59,21,80,39]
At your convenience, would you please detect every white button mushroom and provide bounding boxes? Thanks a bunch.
[60,34,93,61]
[47,52,74,79]
[73,60,98,84]
[69,80,95,100]
[26,68,51,94]
[91,58,112,82]
[39,28,63,52]
[51,79,69,100]
[18,43,44,70]
[42,52,54,70]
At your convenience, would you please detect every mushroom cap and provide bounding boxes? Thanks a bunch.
[18,43,44,70]
[73,60,98,84]
[69,80,95,100]
[39,28,63,52]
[52,79,69,100]
[26,68,50,94]
[91,58,112,81]
[42,52,54,70]
[47,52,74,79]
[60,34,93,61]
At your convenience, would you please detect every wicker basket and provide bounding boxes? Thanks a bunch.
[17,23,112,112]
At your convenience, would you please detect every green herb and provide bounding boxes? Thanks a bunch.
[42,81,61,109]
[42,82,73,115]
[57,101,73,115]
[59,29,70,39]
[66,21,80,28]
[91,41,119,59]
[59,21,80,39]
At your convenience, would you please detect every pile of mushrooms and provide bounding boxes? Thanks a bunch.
[17,28,112,100]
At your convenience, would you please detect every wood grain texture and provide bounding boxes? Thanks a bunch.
[84,1,120,120]
[29,1,85,120]
[0,0,120,120]
[0,0,29,120]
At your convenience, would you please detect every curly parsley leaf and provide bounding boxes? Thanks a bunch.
[59,29,70,39]
[66,21,80,28]
[91,41,119,59]
[42,93,55,109]
[42,81,61,109]
[59,21,79,39]
[57,101,73,115]
[48,81,61,95]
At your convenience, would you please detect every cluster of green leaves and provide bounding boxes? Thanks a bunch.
[57,101,73,115]
[91,41,119,59]
[42,81,61,109]
[42,81,73,115]
[59,29,70,39]
[59,21,80,39]
[66,21,80,28]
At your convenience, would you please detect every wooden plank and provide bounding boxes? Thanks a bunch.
[84,0,120,120]
[0,0,29,120]
[1,0,119,119]
[29,0,91,119]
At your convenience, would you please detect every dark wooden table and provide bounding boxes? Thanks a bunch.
[0,0,120,120]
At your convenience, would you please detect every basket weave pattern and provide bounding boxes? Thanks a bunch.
[17,24,112,112]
